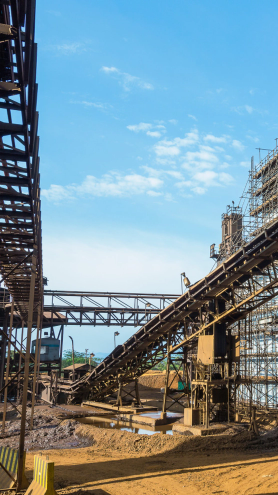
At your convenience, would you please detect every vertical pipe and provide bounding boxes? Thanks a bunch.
[35,323,42,395]
[0,310,8,401]
[17,247,37,491]
[2,299,14,433]
[17,321,24,402]
[161,335,171,420]
[59,325,64,378]
[205,383,209,428]
[30,305,41,430]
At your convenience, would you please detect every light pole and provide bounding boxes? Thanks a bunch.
[181,272,191,294]
[145,302,151,322]
[181,272,185,294]
[89,352,95,370]
[69,336,75,382]
[85,348,88,364]
[114,331,120,348]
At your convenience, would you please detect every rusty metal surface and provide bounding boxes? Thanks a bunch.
[0,0,43,320]
[43,291,179,327]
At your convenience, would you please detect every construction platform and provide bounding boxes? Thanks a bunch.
[120,411,183,426]
[82,401,158,414]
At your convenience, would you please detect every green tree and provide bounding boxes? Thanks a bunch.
[62,349,101,369]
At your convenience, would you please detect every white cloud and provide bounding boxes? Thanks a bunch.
[127,123,165,138]
[101,66,154,91]
[177,165,234,195]
[240,161,250,168]
[142,167,184,182]
[154,144,180,157]
[101,66,118,74]
[127,123,152,132]
[169,119,178,125]
[70,100,108,110]
[218,172,234,185]
[245,105,254,114]
[188,114,197,121]
[42,172,163,202]
[147,190,162,197]
[51,42,86,54]
[146,131,162,138]
[204,134,228,144]
[41,184,75,202]
[193,170,219,186]
[182,145,219,172]
[246,134,259,143]
[232,139,245,152]
[219,162,230,169]
[192,186,206,195]
[155,157,176,165]
[166,171,184,180]
[232,105,257,115]
[154,129,199,157]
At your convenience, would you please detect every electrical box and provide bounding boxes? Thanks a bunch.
[197,335,214,365]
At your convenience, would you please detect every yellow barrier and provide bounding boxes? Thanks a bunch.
[0,446,28,489]
[25,454,57,495]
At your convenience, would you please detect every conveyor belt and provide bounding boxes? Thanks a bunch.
[56,218,278,403]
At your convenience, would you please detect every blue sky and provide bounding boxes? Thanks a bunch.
[36,1,278,355]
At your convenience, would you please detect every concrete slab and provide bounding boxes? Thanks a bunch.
[120,412,183,426]
[172,423,228,436]
[82,401,157,414]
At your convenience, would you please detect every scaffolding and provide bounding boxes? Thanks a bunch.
[237,146,278,408]
[210,145,278,410]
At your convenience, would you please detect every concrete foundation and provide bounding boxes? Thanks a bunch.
[172,423,228,436]
[82,401,158,414]
[120,412,183,426]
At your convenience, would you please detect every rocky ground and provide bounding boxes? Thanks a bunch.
[2,376,278,494]
[0,404,109,451]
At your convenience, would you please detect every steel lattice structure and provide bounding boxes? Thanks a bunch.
[0,0,42,319]
[236,147,278,408]
[43,290,180,327]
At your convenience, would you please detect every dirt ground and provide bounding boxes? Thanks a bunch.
[2,374,278,494]
[2,406,277,495]
[23,438,278,495]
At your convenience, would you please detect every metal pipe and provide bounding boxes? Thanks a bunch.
[30,305,41,430]
[2,299,14,433]
[69,336,75,381]
[17,247,37,491]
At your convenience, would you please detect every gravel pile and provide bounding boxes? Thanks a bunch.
[0,412,90,450]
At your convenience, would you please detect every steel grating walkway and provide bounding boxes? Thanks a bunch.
[58,219,278,402]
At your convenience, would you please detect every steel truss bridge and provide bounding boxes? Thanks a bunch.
[56,221,278,403]
[43,290,180,327]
